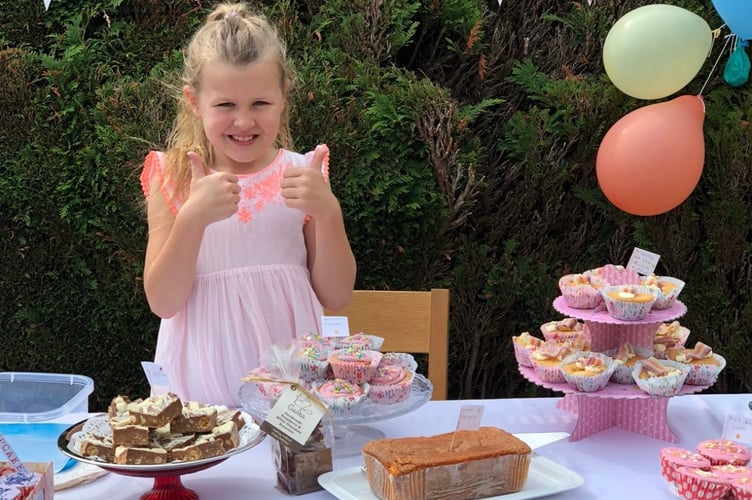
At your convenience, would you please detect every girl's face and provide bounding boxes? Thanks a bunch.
[187,59,286,174]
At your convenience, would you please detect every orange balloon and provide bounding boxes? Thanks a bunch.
[596,95,705,216]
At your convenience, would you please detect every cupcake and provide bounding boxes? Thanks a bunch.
[601,284,658,321]
[334,333,384,351]
[697,440,752,466]
[297,332,334,350]
[529,342,571,384]
[660,447,711,485]
[540,318,586,343]
[378,352,418,372]
[732,476,752,500]
[297,344,331,383]
[512,331,544,367]
[368,365,414,404]
[667,341,726,386]
[641,275,685,310]
[710,463,752,484]
[559,352,615,392]
[653,321,691,359]
[586,264,641,286]
[328,347,382,384]
[311,378,369,414]
[246,366,289,400]
[605,343,653,384]
[673,466,730,500]
[632,357,690,397]
[559,273,605,309]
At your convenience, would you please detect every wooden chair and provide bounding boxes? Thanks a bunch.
[325,289,450,400]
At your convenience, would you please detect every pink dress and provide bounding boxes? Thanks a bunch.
[140,148,327,407]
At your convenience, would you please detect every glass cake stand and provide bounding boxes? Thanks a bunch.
[238,373,433,457]
[57,413,265,500]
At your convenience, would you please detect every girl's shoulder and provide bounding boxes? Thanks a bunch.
[139,150,182,215]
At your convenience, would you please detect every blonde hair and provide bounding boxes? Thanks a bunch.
[164,2,295,197]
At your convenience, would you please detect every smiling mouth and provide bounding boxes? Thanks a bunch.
[230,134,257,143]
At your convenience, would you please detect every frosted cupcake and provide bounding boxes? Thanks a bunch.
[660,447,711,486]
[559,273,605,309]
[246,366,289,400]
[601,284,658,321]
[378,352,418,372]
[311,378,369,414]
[641,275,685,310]
[732,476,752,500]
[667,342,726,386]
[653,321,691,359]
[697,440,752,466]
[605,343,653,384]
[297,345,331,383]
[540,318,586,343]
[334,333,384,351]
[673,466,730,500]
[297,332,334,350]
[560,352,615,392]
[632,357,690,397]
[368,365,414,404]
[710,464,752,483]
[529,342,571,384]
[512,331,544,367]
[328,347,382,384]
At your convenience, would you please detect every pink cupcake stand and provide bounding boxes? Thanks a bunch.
[519,298,711,443]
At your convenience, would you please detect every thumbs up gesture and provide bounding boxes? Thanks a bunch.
[183,152,241,226]
[281,144,338,220]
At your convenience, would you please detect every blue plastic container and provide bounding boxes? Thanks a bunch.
[0,372,94,422]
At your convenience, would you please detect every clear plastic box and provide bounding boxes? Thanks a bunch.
[0,372,94,422]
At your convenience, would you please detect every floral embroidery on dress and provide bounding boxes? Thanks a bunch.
[235,160,288,223]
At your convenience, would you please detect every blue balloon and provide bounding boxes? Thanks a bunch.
[712,0,752,40]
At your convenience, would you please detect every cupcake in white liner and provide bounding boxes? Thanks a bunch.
[540,318,587,343]
[512,332,544,367]
[667,342,726,386]
[604,343,654,384]
[641,275,685,310]
[368,365,414,404]
[334,332,384,351]
[560,352,616,392]
[328,347,382,384]
[378,352,418,372]
[245,365,289,400]
[559,274,605,309]
[632,357,690,397]
[297,344,331,383]
[653,321,691,359]
[601,284,658,321]
[529,342,572,384]
[311,378,370,415]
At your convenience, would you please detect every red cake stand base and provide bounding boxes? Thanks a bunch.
[140,476,198,500]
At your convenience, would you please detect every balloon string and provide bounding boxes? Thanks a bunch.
[698,33,733,96]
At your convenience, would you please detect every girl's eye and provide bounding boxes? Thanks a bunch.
[217,102,234,108]
[254,101,270,107]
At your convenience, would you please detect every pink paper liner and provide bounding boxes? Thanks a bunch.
[601,285,659,321]
[631,359,690,397]
[328,349,382,384]
[587,264,641,286]
[732,477,752,500]
[697,440,752,466]
[647,276,685,310]
[558,274,603,309]
[368,369,414,404]
[311,380,370,414]
[530,358,567,384]
[378,352,418,372]
[672,354,726,386]
[674,466,730,500]
[660,447,711,485]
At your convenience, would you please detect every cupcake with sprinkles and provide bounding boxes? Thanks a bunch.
[297,344,331,383]
[245,365,289,401]
[697,439,751,466]
[368,365,414,404]
[378,352,418,372]
[660,447,711,486]
[732,476,752,500]
[297,332,334,351]
[328,347,382,384]
[311,378,369,414]
[334,332,384,351]
[673,466,730,500]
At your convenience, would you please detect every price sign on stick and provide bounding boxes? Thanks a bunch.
[321,316,349,338]
[627,247,661,276]
[141,361,171,390]
[450,405,484,451]
[723,414,752,446]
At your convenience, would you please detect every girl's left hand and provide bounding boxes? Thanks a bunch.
[280,144,339,219]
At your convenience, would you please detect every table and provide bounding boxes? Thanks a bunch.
[54,393,750,499]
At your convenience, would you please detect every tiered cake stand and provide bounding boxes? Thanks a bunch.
[519,298,711,443]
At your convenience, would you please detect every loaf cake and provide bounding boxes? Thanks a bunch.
[362,426,531,500]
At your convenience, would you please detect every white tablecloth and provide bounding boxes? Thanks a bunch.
[53,393,751,499]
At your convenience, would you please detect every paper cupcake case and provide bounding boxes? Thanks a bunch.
[680,354,727,386]
[378,352,418,372]
[650,277,685,310]
[558,274,604,309]
[512,339,535,368]
[311,380,370,414]
[328,349,383,384]
[368,370,414,404]
[600,285,658,321]
[632,359,690,397]
[560,352,616,393]
[603,345,655,384]
[659,447,711,486]
[673,466,730,500]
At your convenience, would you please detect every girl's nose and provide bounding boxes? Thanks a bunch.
[235,110,255,128]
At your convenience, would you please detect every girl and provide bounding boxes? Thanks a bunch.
[140,2,356,407]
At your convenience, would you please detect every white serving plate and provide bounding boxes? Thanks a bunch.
[318,454,584,500]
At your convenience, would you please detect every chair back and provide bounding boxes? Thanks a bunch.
[325,289,449,400]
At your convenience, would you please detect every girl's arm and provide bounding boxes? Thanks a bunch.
[143,154,240,318]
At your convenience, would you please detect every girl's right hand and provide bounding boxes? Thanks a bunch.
[183,152,240,226]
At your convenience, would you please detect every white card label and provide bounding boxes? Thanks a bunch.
[627,247,660,276]
[141,361,171,388]
[321,316,349,337]
[722,414,752,445]
[456,405,484,432]
[261,385,325,451]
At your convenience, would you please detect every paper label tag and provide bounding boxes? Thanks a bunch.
[141,361,171,388]
[321,316,349,337]
[261,385,325,452]
[722,414,752,445]
[0,432,31,477]
[455,405,484,432]
[626,247,660,276]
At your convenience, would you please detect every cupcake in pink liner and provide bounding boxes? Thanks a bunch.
[540,317,587,343]
[653,321,691,359]
[334,333,385,351]
[368,365,414,404]
[732,476,752,500]
[697,440,752,466]
[328,347,382,384]
[586,264,641,285]
[604,343,654,384]
[660,447,711,486]
[559,351,615,392]
[378,352,418,372]
[512,331,544,367]
[667,342,726,386]
[601,284,658,321]
[246,365,289,400]
[297,344,331,383]
[641,275,685,310]
[297,332,334,350]
[632,357,690,397]
[674,466,730,500]
[558,274,605,309]
[311,378,369,414]
[529,342,572,384]
[710,464,752,485]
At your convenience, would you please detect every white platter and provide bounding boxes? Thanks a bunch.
[318,454,584,500]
